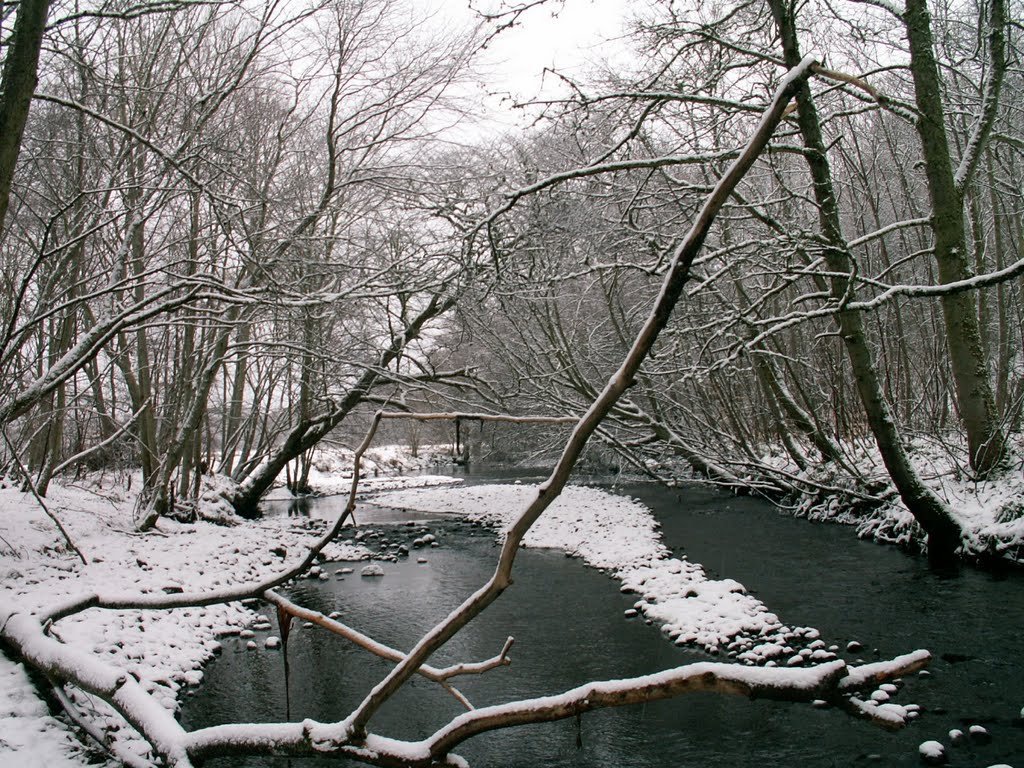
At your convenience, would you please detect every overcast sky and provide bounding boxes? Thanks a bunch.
[431,0,634,133]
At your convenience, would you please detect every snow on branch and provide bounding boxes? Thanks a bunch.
[1,611,195,768]
[0,56,936,768]
[182,652,930,765]
[953,0,1006,194]
[845,254,1024,310]
[847,0,905,18]
[424,657,915,758]
[846,217,931,249]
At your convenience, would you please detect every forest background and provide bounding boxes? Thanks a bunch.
[1,0,1023,562]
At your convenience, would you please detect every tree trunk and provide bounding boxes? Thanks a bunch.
[769,0,963,561]
[903,0,1006,475]
[0,0,52,235]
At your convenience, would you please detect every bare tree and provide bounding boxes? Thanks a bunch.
[1,64,932,767]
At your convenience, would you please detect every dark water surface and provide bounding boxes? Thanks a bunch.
[180,477,1024,767]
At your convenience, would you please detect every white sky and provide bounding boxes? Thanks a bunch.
[430,0,635,134]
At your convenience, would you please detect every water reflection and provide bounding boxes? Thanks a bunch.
[183,481,1024,768]
[287,495,313,517]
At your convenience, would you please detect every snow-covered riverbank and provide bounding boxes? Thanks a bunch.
[0,461,943,766]
[754,436,1024,563]
[0,479,375,766]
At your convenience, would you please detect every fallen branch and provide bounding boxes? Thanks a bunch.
[265,590,513,709]
[1,427,87,565]
[183,652,930,766]
[1,611,195,768]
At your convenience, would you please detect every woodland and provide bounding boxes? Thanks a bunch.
[0,0,1023,764]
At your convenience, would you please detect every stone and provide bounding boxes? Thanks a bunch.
[917,740,946,765]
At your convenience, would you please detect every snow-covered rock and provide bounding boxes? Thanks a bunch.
[918,740,947,765]
[360,563,385,577]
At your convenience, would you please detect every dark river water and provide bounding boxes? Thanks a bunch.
[180,474,1024,767]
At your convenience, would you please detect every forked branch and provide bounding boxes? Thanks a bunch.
[0,57,932,768]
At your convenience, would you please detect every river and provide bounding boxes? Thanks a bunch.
[180,474,1024,767]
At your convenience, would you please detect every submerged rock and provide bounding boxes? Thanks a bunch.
[968,724,992,744]
[361,563,385,578]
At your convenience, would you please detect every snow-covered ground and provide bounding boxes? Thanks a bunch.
[262,443,461,500]
[0,437,970,766]
[0,478,375,766]
[754,435,1024,562]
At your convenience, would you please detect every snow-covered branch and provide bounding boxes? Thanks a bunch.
[425,654,930,757]
[181,652,930,765]
[342,54,824,739]
[265,590,513,691]
[1,611,196,768]
[953,0,1006,194]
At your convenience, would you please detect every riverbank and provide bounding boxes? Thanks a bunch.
[1,442,1019,766]
[0,478,376,766]
[750,435,1024,564]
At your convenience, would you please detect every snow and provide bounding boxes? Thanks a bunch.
[0,478,371,765]
[918,739,947,764]
[757,433,1024,562]
[261,444,461,500]
[1,469,929,765]
[0,659,88,768]
[371,484,849,664]
[360,563,385,577]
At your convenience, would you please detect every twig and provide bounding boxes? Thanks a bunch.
[264,590,512,709]
[1,428,87,565]
[50,683,156,768]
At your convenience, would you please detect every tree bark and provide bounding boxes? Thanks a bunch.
[903,0,1006,475]
[0,0,52,236]
[769,0,963,561]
